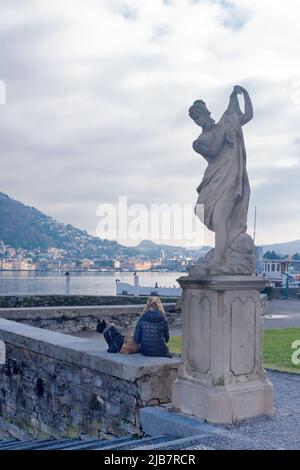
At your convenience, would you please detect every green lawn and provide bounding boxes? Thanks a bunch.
[169,327,300,374]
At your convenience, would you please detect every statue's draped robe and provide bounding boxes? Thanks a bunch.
[195,95,250,249]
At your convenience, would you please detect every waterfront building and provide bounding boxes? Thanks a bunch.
[261,258,292,286]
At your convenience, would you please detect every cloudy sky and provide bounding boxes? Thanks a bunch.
[1,0,300,247]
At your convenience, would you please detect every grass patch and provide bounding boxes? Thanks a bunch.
[263,328,300,373]
[169,327,300,374]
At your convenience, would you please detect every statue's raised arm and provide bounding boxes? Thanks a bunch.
[224,85,253,126]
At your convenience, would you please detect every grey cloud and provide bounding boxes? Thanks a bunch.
[217,0,251,30]
[0,1,300,245]
[119,4,138,20]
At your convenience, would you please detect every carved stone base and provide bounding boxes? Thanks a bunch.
[172,275,273,424]
[173,378,273,424]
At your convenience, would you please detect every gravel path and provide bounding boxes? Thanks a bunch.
[185,370,300,450]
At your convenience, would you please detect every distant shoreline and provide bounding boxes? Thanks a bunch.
[0,269,186,273]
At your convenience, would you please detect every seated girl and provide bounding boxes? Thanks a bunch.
[133,296,172,358]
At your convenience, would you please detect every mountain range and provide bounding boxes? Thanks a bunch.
[0,192,298,257]
[0,192,135,258]
[263,240,300,257]
[0,192,205,259]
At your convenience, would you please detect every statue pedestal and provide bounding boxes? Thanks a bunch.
[172,275,273,424]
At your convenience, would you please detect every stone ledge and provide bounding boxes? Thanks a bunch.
[0,303,180,334]
[0,318,181,382]
[140,405,218,438]
[0,295,179,309]
[0,303,177,319]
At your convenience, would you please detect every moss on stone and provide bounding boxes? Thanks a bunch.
[66,425,80,439]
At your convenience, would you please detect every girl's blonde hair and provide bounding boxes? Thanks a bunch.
[142,296,165,315]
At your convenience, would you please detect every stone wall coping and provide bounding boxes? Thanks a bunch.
[0,303,177,320]
[0,318,181,381]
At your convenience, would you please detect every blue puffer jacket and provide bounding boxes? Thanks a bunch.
[133,309,171,357]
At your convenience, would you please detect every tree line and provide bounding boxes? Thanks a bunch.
[263,250,300,260]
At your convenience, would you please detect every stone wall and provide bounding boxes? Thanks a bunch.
[0,295,178,309]
[0,303,181,334]
[0,318,181,439]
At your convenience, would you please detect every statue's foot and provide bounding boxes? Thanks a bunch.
[205,255,225,274]
[204,233,256,276]
[208,256,223,268]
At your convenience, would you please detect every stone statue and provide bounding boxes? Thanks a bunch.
[188,85,256,275]
[173,88,273,421]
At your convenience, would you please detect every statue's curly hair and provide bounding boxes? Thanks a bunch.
[189,100,210,119]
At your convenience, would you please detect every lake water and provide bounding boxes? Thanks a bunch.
[0,271,184,296]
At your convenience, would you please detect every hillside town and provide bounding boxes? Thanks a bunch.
[1,237,300,288]
[0,239,197,273]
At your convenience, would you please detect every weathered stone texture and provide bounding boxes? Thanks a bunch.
[0,347,137,438]
[0,319,180,439]
[172,276,273,424]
